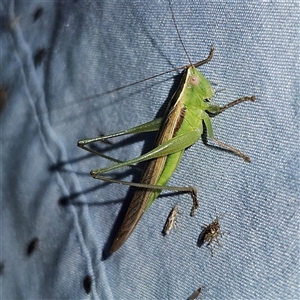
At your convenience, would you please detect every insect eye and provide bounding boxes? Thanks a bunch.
[189,75,200,86]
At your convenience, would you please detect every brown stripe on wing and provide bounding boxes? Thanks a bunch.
[110,78,187,253]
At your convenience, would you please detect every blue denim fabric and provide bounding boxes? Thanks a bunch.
[1,0,299,299]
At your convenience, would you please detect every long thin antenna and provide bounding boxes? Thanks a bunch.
[168,0,193,66]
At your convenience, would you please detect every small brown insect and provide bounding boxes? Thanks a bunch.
[197,214,224,255]
[188,287,203,300]
[27,237,40,256]
[162,205,179,235]
[83,275,92,294]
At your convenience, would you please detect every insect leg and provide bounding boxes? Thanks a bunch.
[211,138,251,162]
[78,117,163,148]
[203,116,251,162]
[220,95,256,112]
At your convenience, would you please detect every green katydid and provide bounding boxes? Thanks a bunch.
[77,0,255,253]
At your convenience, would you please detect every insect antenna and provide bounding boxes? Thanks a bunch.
[168,0,193,67]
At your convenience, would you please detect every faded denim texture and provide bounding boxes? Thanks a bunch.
[0,0,299,299]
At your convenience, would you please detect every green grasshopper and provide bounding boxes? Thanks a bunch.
[78,0,255,253]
